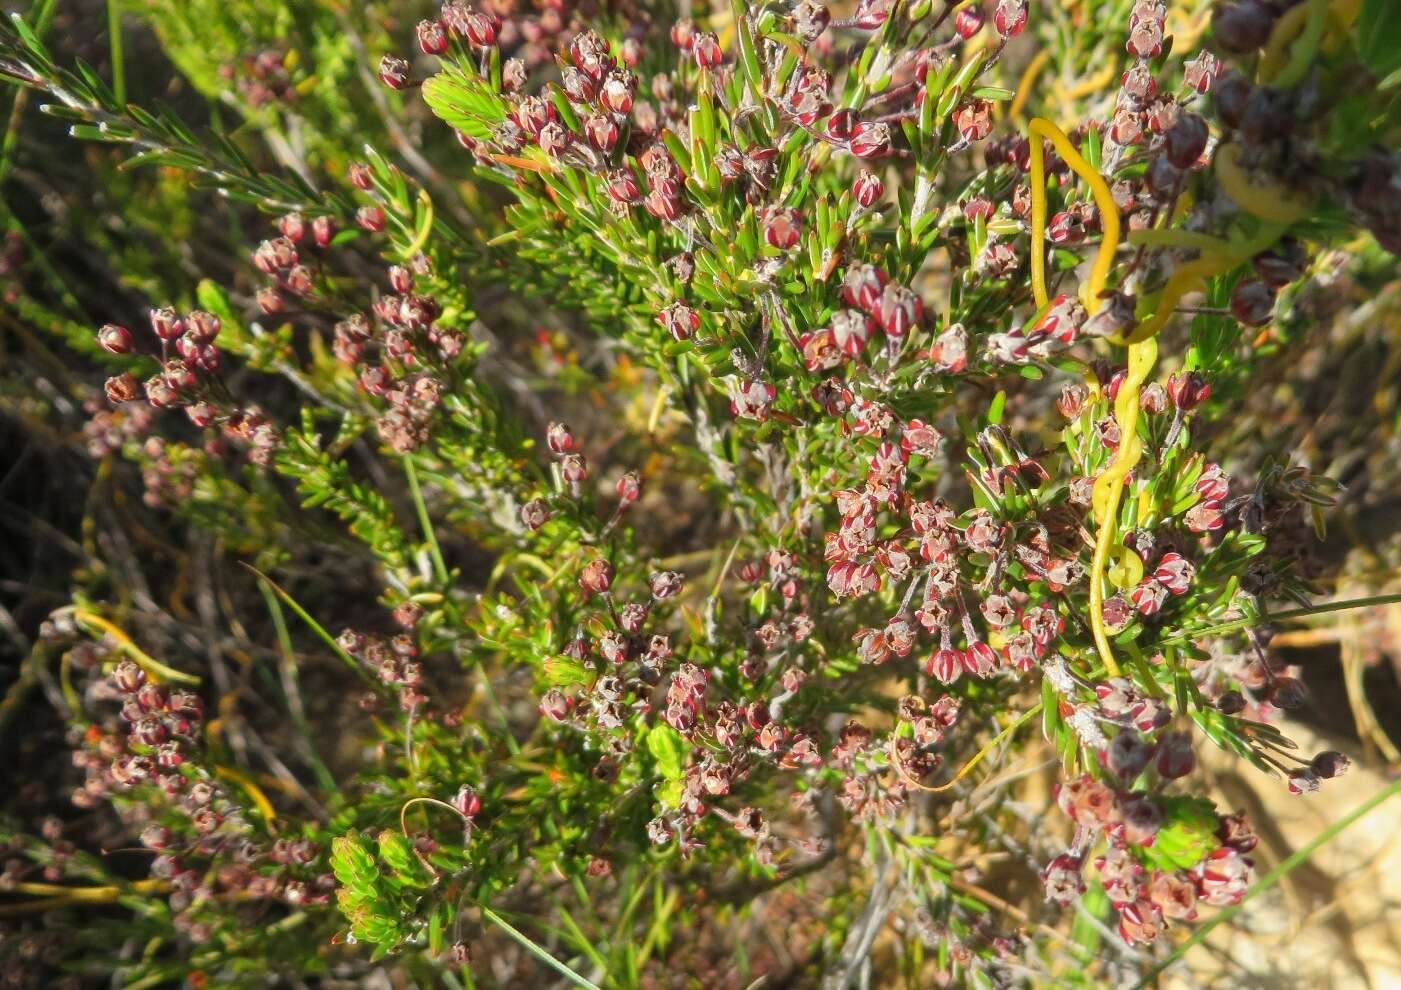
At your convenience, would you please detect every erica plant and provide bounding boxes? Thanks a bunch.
[1,0,1399,987]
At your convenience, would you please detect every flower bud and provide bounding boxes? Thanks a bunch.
[185,310,220,344]
[279,212,306,242]
[599,70,635,114]
[546,422,576,454]
[356,206,387,232]
[670,18,696,51]
[993,0,1028,37]
[97,323,134,354]
[451,786,482,818]
[930,323,969,373]
[464,9,501,48]
[849,121,891,159]
[584,113,619,152]
[762,207,802,250]
[348,162,373,190]
[692,32,722,69]
[519,498,551,530]
[105,372,140,403]
[643,188,682,221]
[616,471,641,506]
[830,310,873,357]
[658,301,700,340]
[852,169,884,207]
[605,169,641,204]
[150,306,185,340]
[568,30,614,81]
[954,6,983,38]
[1166,371,1211,410]
[283,265,314,296]
[113,659,147,693]
[876,283,922,337]
[961,197,993,224]
[853,0,889,29]
[388,265,414,295]
[927,647,962,684]
[1251,237,1308,287]
[826,108,857,141]
[312,215,337,247]
[186,401,216,428]
[378,55,411,90]
[501,58,527,94]
[560,454,589,485]
[417,19,449,55]
[579,558,614,595]
[140,824,174,850]
[1155,731,1196,778]
[1310,750,1350,779]
[841,263,888,312]
[1107,730,1154,780]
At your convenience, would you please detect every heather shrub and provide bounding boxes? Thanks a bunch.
[1,0,1400,986]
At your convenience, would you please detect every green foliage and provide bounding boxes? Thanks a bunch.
[1143,796,1222,872]
[332,833,416,955]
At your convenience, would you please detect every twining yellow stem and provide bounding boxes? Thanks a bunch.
[0,879,169,917]
[1126,228,1236,252]
[1027,117,1121,313]
[1088,214,1290,672]
[399,796,468,837]
[73,609,200,685]
[1259,0,1330,86]
[1053,61,1118,105]
[1026,116,1130,673]
[1009,50,1053,120]
[1118,223,1287,345]
[889,704,1043,793]
[402,188,436,261]
[214,765,278,825]
[1087,336,1158,677]
[1214,144,1312,224]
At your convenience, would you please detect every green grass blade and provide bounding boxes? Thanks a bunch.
[480,906,603,990]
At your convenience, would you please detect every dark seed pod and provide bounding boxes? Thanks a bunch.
[1229,278,1276,326]
[1145,157,1183,200]
[1252,237,1308,287]
[1240,87,1290,146]
[1212,1,1276,54]
[1164,113,1209,169]
[1213,73,1253,130]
